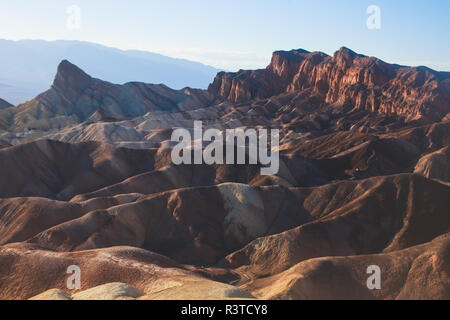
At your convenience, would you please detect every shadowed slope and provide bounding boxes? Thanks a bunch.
[0,140,157,200]
[0,98,12,110]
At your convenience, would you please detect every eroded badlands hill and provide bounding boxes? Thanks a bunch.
[0,47,449,300]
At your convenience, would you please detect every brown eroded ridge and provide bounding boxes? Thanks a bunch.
[0,47,449,300]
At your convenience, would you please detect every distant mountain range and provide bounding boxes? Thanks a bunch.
[0,39,221,105]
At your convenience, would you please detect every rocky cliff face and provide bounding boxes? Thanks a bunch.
[209,47,450,121]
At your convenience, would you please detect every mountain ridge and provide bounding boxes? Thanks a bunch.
[0,59,216,132]
[2,46,449,134]
[209,47,450,122]
[0,39,221,104]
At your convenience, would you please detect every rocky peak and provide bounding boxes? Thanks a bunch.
[333,46,361,68]
[267,49,310,77]
[52,60,92,92]
[334,46,360,59]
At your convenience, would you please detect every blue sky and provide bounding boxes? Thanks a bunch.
[0,0,449,70]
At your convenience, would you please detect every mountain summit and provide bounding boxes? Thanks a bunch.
[53,59,92,91]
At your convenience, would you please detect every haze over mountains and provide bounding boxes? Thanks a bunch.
[0,47,449,300]
[0,39,221,105]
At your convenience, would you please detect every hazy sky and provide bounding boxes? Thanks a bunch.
[0,0,449,71]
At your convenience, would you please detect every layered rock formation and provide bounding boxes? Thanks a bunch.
[209,47,450,122]
[0,48,449,300]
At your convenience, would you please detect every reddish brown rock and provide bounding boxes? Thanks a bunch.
[209,47,450,121]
